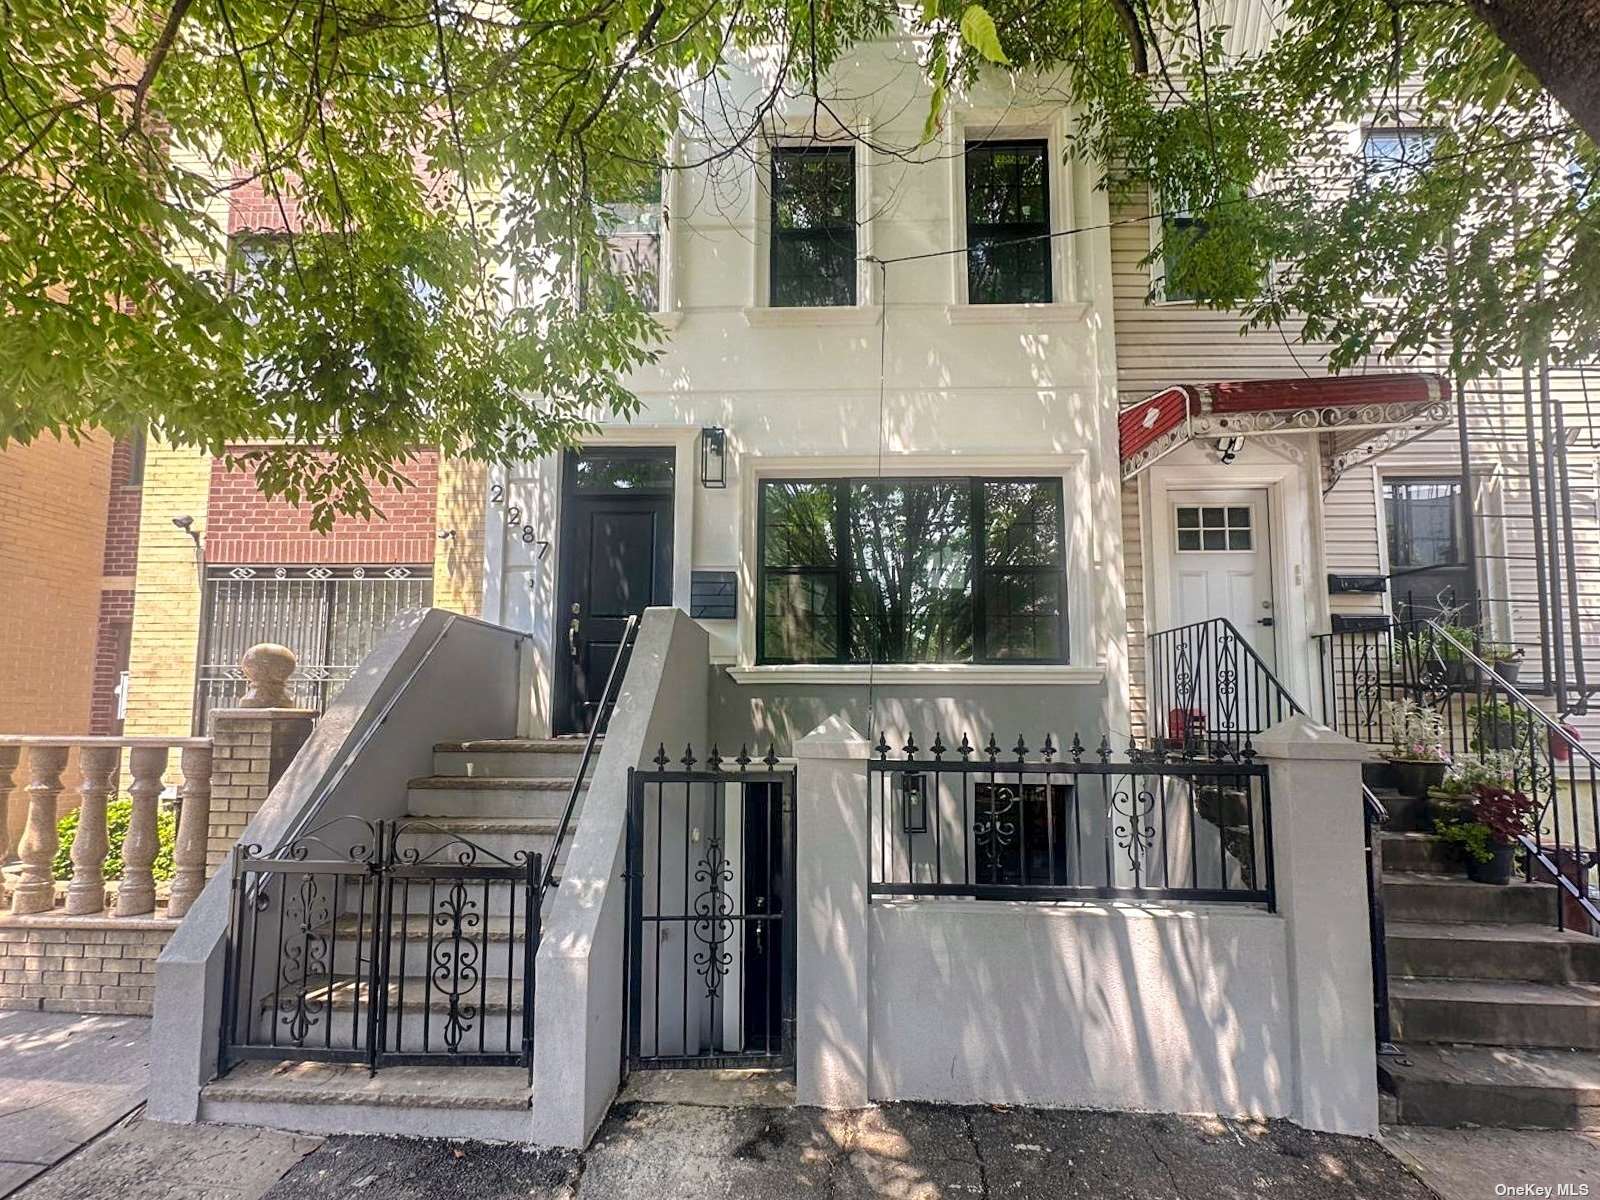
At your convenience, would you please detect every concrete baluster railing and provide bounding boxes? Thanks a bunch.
[1,641,304,920]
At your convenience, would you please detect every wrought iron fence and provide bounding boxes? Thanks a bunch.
[220,816,540,1076]
[869,733,1274,908]
[626,747,795,1071]
[1146,617,1301,757]
[1315,617,1600,935]
[196,565,432,726]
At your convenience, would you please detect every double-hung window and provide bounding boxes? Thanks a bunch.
[597,178,664,310]
[770,146,856,307]
[965,140,1051,304]
[758,477,1067,664]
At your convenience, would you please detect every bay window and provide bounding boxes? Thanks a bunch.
[758,477,1067,664]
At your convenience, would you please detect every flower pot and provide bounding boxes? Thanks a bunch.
[1390,758,1448,799]
[1491,660,1522,689]
[1466,842,1517,886]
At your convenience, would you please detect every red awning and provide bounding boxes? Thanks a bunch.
[1119,372,1453,484]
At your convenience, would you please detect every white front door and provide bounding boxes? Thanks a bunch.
[1169,489,1276,668]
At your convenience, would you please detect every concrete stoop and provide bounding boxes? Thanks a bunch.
[199,737,588,1143]
[1373,781,1600,1131]
[200,1060,534,1141]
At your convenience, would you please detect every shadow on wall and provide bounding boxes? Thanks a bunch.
[711,679,1113,758]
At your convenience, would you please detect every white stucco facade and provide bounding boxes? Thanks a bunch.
[483,42,1130,751]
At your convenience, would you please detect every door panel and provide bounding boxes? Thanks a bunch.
[555,450,674,735]
[1169,490,1275,668]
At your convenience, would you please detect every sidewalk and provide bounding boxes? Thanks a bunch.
[0,1010,148,1196]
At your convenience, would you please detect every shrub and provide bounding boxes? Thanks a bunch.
[1434,784,1539,864]
[52,799,177,882]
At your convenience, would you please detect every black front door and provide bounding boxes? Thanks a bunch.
[554,448,674,735]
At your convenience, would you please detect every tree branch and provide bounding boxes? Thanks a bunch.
[1110,0,1149,75]
[128,0,196,133]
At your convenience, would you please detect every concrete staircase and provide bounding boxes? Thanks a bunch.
[1372,773,1600,1130]
[198,737,590,1139]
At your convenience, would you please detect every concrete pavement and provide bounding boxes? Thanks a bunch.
[0,1011,148,1196]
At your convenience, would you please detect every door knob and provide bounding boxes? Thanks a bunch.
[1257,617,1275,627]
[568,617,580,659]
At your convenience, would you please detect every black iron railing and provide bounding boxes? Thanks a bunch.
[868,733,1274,909]
[1361,784,1395,1051]
[1316,617,1600,935]
[220,816,541,1077]
[1146,618,1302,757]
[541,612,639,899]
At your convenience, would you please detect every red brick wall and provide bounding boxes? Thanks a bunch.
[101,434,143,576]
[89,590,133,736]
[205,450,439,565]
[229,176,303,237]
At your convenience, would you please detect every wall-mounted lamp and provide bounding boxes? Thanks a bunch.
[1215,436,1245,466]
[901,771,929,835]
[700,426,727,489]
[437,529,456,542]
[172,513,203,585]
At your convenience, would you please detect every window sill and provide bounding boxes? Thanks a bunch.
[651,309,684,331]
[944,302,1092,325]
[742,305,883,328]
[724,663,1105,686]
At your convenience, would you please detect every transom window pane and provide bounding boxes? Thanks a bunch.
[572,452,674,492]
[770,147,856,307]
[757,477,1067,664]
[966,141,1051,305]
[1175,505,1252,552]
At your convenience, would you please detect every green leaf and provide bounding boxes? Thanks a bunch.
[923,84,947,144]
[921,0,939,22]
[959,4,1009,65]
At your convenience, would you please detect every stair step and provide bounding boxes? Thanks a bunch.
[433,738,595,779]
[405,776,583,820]
[1380,832,1458,875]
[250,978,527,1052]
[1382,872,1558,926]
[1381,1043,1600,1130]
[1390,977,1600,1049]
[201,1060,532,1140]
[1373,793,1434,834]
[1387,920,1600,985]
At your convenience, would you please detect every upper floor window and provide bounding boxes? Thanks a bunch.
[770,146,856,307]
[598,178,663,310]
[757,476,1067,664]
[1159,205,1205,303]
[1361,127,1437,182]
[965,140,1051,304]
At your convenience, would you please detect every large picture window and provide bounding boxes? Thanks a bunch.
[770,146,856,307]
[758,477,1067,664]
[965,140,1051,304]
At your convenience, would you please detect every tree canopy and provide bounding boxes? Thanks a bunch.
[1,0,1595,523]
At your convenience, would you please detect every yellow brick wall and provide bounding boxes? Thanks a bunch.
[0,435,112,734]
[433,457,487,617]
[123,443,211,735]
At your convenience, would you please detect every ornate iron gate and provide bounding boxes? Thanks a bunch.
[220,816,540,1075]
[196,564,433,726]
[625,748,796,1071]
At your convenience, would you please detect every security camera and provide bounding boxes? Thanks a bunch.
[172,514,194,531]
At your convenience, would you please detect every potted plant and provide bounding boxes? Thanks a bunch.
[1468,698,1522,752]
[1427,750,1522,805]
[1433,783,1539,885]
[1480,642,1524,688]
[1381,699,1449,798]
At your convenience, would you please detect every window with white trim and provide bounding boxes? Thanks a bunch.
[757,477,1068,664]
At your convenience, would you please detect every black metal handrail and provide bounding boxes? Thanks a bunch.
[1317,616,1600,935]
[1146,617,1302,756]
[539,612,640,899]
[869,732,1275,909]
[1361,783,1395,1052]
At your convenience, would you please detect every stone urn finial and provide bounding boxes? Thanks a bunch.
[239,643,297,708]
